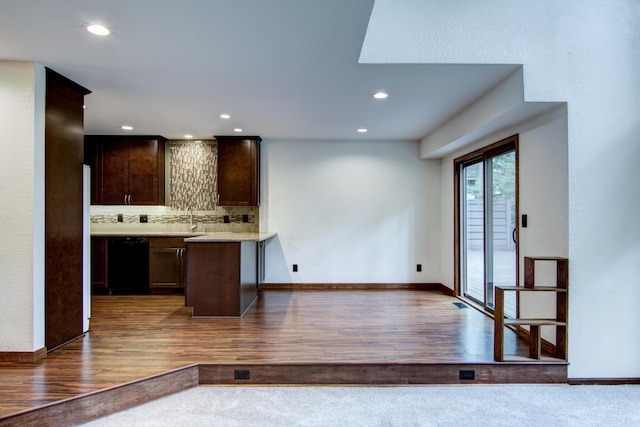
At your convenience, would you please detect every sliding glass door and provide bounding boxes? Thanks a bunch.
[461,161,485,303]
[457,136,518,317]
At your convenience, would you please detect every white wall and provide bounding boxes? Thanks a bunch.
[261,139,441,284]
[0,61,45,352]
[362,0,640,378]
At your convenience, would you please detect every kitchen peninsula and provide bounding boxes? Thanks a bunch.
[185,232,276,317]
[91,229,275,316]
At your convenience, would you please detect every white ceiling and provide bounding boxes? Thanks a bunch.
[0,0,519,141]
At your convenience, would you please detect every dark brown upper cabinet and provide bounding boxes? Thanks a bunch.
[215,135,261,206]
[85,135,166,205]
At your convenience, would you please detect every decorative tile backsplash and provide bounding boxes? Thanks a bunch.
[90,205,259,232]
[169,140,217,210]
[91,212,255,225]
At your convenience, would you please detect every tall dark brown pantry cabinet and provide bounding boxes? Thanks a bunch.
[45,68,91,351]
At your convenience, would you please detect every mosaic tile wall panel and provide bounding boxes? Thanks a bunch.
[90,206,259,232]
[169,140,217,210]
[90,208,257,225]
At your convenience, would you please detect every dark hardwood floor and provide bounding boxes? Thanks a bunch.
[0,289,562,422]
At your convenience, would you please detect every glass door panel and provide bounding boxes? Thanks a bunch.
[461,161,484,303]
[488,151,516,317]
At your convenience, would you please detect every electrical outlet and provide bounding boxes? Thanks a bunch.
[140,214,148,223]
[417,264,422,272]
[293,264,298,272]
[459,370,475,380]
[224,215,230,224]
[242,214,249,223]
[234,369,250,380]
[117,213,123,223]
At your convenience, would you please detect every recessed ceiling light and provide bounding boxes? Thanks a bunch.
[357,128,368,133]
[373,91,388,99]
[121,125,133,131]
[86,24,110,36]
[220,114,230,119]
[233,128,243,133]
[185,134,193,139]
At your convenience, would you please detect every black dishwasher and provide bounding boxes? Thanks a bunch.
[108,237,150,294]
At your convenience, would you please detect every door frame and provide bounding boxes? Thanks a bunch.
[453,134,520,312]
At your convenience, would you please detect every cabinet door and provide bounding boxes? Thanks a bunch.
[216,136,260,206]
[128,139,162,205]
[149,248,182,288]
[149,238,185,289]
[86,136,166,205]
[100,139,129,205]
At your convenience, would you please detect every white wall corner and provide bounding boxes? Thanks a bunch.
[32,62,46,350]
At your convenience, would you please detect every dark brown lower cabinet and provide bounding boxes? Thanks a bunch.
[185,241,257,316]
[91,237,108,291]
[149,238,186,289]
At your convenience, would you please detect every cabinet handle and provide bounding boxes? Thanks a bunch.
[216,194,220,204]
[128,194,132,205]
[124,194,127,205]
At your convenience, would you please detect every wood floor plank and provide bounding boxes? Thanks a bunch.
[0,289,542,418]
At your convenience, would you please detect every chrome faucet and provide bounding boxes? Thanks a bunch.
[185,207,197,232]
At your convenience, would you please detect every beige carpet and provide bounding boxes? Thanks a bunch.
[81,384,640,426]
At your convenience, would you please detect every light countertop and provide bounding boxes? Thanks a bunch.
[91,230,276,242]
[91,231,205,237]
[184,232,276,243]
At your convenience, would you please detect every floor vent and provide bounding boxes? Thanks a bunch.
[453,302,468,309]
